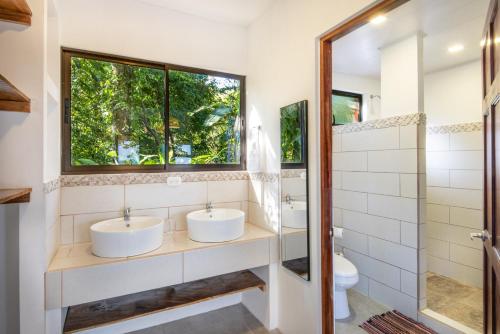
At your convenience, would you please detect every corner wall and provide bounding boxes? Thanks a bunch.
[246,0,375,332]
[0,0,47,332]
[332,114,426,318]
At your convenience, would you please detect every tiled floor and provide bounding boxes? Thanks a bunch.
[129,304,279,334]
[335,289,389,334]
[427,272,483,332]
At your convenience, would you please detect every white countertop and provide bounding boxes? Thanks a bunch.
[48,223,275,272]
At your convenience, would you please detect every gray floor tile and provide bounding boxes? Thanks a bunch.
[130,304,269,334]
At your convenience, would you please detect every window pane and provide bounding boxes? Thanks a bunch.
[332,93,361,125]
[168,70,241,165]
[280,103,303,164]
[70,57,165,166]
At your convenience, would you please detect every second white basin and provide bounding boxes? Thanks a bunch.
[187,208,245,242]
[282,201,307,229]
[90,216,164,258]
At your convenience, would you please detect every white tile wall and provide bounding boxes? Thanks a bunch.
[61,185,124,215]
[342,172,399,196]
[426,128,484,288]
[342,127,399,152]
[333,122,424,317]
[368,150,418,173]
[333,152,368,171]
[59,179,250,246]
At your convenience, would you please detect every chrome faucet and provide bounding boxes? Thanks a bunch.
[285,194,292,204]
[206,201,214,212]
[124,207,131,227]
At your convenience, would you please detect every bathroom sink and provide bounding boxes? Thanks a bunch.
[282,201,307,229]
[90,216,164,258]
[186,208,245,242]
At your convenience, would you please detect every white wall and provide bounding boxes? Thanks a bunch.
[333,72,381,121]
[0,0,47,332]
[381,34,424,118]
[58,0,248,75]
[424,61,482,126]
[246,0,376,332]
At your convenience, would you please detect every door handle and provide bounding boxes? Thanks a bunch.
[470,230,491,242]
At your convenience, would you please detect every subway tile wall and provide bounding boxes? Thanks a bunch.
[426,127,483,288]
[332,115,426,318]
[59,179,250,245]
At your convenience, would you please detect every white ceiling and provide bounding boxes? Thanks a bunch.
[138,0,275,26]
[333,0,490,78]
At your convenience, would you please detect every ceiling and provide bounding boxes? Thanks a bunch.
[138,0,275,26]
[333,0,490,78]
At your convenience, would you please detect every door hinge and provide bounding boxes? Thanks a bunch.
[64,99,70,124]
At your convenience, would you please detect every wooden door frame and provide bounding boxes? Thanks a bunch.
[318,1,409,333]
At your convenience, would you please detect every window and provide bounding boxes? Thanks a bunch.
[332,90,362,125]
[62,49,245,174]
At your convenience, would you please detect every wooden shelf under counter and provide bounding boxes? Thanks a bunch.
[63,270,265,333]
[0,188,31,204]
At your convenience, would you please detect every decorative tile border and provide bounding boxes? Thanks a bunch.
[281,169,306,178]
[60,171,249,187]
[427,122,483,134]
[333,113,426,134]
[249,172,279,183]
[43,178,60,194]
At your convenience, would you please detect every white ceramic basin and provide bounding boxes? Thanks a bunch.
[90,216,164,258]
[282,201,307,229]
[187,208,245,242]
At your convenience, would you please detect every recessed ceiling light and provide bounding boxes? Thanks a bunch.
[370,15,387,25]
[448,44,464,53]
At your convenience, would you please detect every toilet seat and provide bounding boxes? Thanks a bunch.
[334,255,358,286]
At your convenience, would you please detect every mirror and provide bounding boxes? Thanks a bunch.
[280,100,310,280]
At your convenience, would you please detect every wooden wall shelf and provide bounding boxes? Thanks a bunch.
[0,188,31,204]
[0,74,30,113]
[63,270,265,333]
[0,0,32,26]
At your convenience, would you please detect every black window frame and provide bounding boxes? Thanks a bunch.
[61,48,246,175]
[332,89,363,126]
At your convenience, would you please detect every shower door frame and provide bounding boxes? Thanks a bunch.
[318,1,409,333]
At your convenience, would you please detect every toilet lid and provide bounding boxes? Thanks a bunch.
[334,254,358,278]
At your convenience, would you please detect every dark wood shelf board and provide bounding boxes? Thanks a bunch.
[0,74,30,113]
[0,0,31,26]
[63,270,265,333]
[0,188,31,204]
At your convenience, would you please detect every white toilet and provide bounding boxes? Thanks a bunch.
[334,254,359,320]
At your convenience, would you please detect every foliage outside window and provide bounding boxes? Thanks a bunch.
[62,49,245,174]
[280,100,307,168]
[332,90,362,125]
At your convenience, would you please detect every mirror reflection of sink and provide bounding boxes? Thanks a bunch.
[282,201,307,229]
[90,216,164,258]
[187,208,245,243]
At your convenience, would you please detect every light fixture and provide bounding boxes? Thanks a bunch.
[448,44,464,53]
[370,15,387,25]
